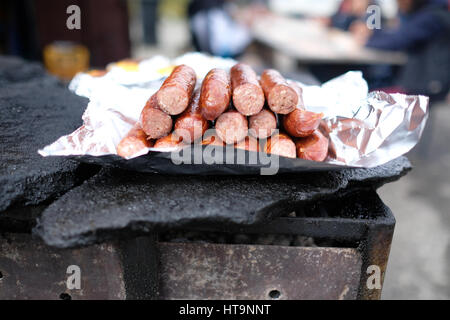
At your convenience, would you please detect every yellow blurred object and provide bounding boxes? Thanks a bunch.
[109,59,140,72]
[157,65,175,76]
[159,0,189,18]
[43,42,89,81]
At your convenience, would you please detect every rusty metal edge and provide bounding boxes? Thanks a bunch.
[118,234,160,300]
[357,203,396,300]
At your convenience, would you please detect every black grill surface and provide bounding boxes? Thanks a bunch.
[35,157,410,248]
[0,57,97,213]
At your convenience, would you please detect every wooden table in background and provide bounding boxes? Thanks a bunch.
[250,15,407,65]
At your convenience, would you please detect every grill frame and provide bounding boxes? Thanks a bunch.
[153,190,395,300]
[0,190,394,300]
[0,56,397,300]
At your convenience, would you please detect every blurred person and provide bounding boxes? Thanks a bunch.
[312,0,389,88]
[187,0,254,57]
[351,0,450,99]
[330,0,377,31]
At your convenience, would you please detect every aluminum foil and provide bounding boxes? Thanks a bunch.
[38,52,429,173]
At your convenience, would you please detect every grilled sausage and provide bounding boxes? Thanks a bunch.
[153,133,185,150]
[235,136,260,152]
[295,130,329,162]
[201,131,225,147]
[200,68,231,120]
[283,109,323,138]
[249,109,277,139]
[174,90,209,143]
[140,94,173,139]
[263,133,296,159]
[117,123,153,158]
[288,81,305,110]
[230,63,265,116]
[156,64,197,115]
[260,69,298,114]
[215,110,248,144]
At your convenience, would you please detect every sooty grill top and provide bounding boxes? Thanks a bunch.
[0,56,97,212]
[35,157,410,248]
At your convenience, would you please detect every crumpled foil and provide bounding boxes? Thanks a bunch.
[39,52,428,172]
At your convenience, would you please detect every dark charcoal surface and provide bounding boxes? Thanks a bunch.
[35,156,411,248]
[0,56,49,86]
[0,58,97,213]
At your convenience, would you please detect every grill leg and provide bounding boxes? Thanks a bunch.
[119,234,159,300]
[357,205,396,300]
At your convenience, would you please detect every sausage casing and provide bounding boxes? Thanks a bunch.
[215,110,248,144]
[283,109,323,138]
[174,90,209,143]
[230,63,265,116]
[260,69,298,114]
[235,136,260,152]
[117,123,153,158]
[156,64,197,115]
[295,130,329,162]
[200,68,231,120]
[288,81,305,110]
[263,133,296,159]
[201,130,225,147]
[140,94,173,139]
[153,133,185,150]
[249,109,277,139]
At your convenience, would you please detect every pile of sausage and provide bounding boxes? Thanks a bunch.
[117,63,329,162]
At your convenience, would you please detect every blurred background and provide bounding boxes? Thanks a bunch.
[0,0,449,299]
